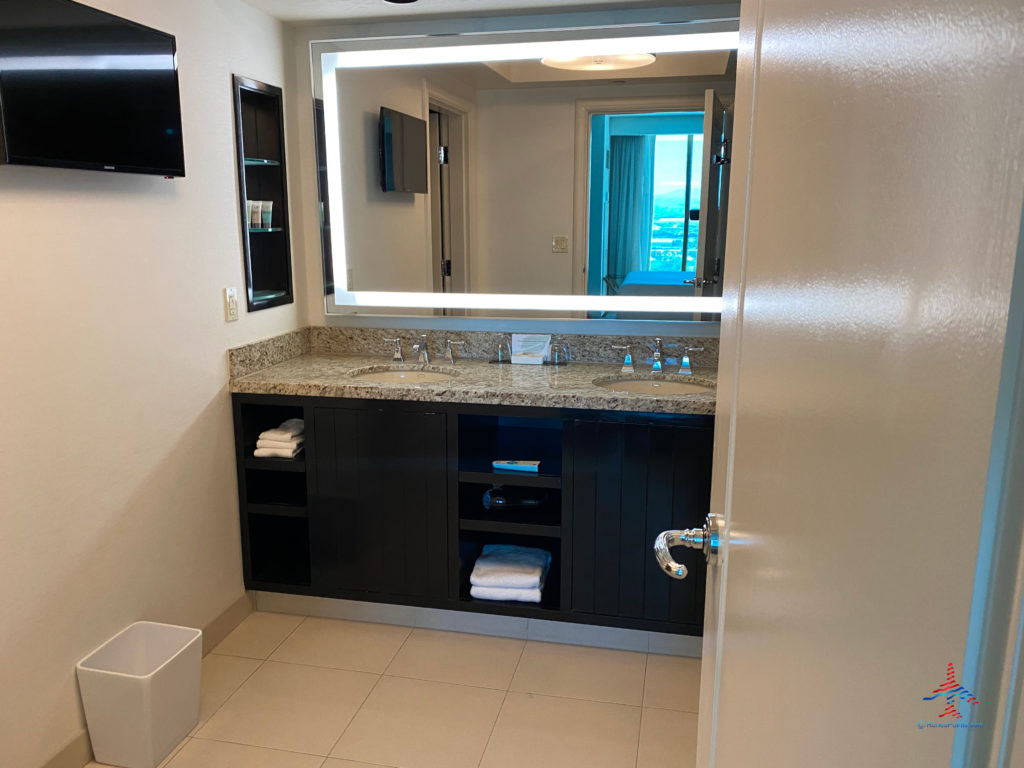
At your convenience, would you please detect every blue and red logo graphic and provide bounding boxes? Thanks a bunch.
[923,662,978,719]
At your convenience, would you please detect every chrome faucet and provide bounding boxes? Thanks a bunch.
[383,337,405,363]
[651,338,664,373]
[412,334,431,364]
[611,344,634,374]
[445,339,466,365]
[676,345,705,375]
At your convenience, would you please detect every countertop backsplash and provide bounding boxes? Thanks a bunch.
[230,326,719,379]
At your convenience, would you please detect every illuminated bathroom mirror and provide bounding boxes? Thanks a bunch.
[314,18,739,320]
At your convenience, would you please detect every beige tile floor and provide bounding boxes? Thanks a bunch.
[87,611,701,768]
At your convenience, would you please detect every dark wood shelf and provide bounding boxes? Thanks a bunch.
[247,503,307,519]
[459,518,560,538]
[458,470,561,489]
[245,456,306,472]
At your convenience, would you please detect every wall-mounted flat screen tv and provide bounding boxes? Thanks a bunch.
[0,0,186,177]
[379,106,427,193]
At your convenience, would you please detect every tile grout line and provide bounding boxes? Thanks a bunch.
[192,657,269,741]
[474,690,508,768]
[190,733,330,759]
[194,614,306,743]
[323,626,414,759]
[473,635,529,768]
[324,672,385,759]
[636,653,650,768]
[265,614,310,659]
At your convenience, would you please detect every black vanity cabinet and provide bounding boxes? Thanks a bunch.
[310,404,448,602]
[568,418,713,636]
[233,394,713,636]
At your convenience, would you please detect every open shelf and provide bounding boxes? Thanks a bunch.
[458,468,560,488]
[247,503,307,519]
[459,518,559,538]
[457,531,560,613]
[457,414,564,481]
[234,75,292,312]
[238,402,304,455]
[458,481,560,529]
[245,456,306,472]
[248,513,310,586]
[245,468,306,507]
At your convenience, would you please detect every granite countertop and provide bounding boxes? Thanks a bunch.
[230,353,716,415]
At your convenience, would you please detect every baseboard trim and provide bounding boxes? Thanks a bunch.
[255,591,701,657]
[202,591,254,656]
[41,730,91,768]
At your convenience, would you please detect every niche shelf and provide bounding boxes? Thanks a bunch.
[233,76,293,312]
[452,414,568,615]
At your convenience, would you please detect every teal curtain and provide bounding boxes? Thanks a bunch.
[606,135,655,291]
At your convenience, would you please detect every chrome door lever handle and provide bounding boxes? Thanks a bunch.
[654,514,720,580]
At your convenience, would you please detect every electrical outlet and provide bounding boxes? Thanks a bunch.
[223,287,239,322]
[552,235,569,254]
[347,268,355,290]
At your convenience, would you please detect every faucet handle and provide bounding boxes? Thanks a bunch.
[383,337,404,363]
[676,345,705,375]
[611,344,634,374]
[445,339,466,365]
[650,337,665,372]
[413,334,431,364]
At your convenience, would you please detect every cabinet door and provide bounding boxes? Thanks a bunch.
[310,406,448,601]
[570,419,712,633]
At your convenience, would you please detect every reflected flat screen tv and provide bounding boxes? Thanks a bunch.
[379,106,427,193]
[0,0,186,177]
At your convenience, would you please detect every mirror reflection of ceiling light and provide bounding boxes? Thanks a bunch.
[541,53,656,71]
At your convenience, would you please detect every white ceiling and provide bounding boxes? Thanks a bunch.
[240,0,664,24]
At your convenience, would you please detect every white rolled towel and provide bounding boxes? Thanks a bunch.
[254,445,303,459]
[257,437,304,450]
[259,418,304,442]
[470,585,542,603]
[470,544,551,589]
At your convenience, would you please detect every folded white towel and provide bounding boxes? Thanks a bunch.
[257,437,305,450]
[259,418,304,442]
[470,544,551,589]
[254,445,303,459]
[470,585,542,603]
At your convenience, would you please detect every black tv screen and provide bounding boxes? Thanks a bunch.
[0,0,185,177]
[379,106,427,193]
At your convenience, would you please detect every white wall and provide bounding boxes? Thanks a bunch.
[334,67,433,292]
[471,82,729,296]
[0,2,296,766]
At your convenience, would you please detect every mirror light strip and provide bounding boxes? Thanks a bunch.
[325,32,739,69]
[324,30,735,315]
[339,291,723,313]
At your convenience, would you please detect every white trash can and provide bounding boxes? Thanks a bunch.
[76,622,202,768]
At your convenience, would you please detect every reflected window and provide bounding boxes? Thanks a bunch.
[587,111,704,299]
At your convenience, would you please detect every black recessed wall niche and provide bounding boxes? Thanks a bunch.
[233,76,293,311]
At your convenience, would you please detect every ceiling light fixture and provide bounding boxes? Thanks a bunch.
[541,53,656,71]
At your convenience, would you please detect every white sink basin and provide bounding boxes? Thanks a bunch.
[594,377,711,396]
[350,366,456,385]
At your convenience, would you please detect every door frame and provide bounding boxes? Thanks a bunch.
[422,82,473,298]
[953,200,1024,766]
[571,95,706,298]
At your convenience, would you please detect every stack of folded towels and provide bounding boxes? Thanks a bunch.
[469,544,550,603]
[254,418,304,459]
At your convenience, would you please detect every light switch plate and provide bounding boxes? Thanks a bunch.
[224,288,239,322]
[552,236,569,253]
